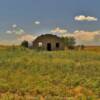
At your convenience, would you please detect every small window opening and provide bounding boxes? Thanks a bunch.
[38,42,43,47]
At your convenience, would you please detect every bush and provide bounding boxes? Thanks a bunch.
[61,37,76,49]
[21,40,28,48]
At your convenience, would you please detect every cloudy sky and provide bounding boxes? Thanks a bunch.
[0,0,100,45]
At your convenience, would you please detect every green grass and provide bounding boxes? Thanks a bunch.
[0,47,100,100]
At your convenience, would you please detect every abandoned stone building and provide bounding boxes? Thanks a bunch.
[32,34,64,51]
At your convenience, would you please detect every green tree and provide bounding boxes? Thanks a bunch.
[61,37,76,49]
[21,40,28,48]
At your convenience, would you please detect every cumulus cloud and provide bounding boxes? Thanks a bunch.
[17,34,37,42]
[6,30,12,34]
[73,30,100,45]
[4,24,40,45]
[34,21,40,25]
[5,24,100,45]
[62,33,74,37]
[74,15,98,21]
[12,24,17,28]
[51,27,100,45]
[6,24,25,35]
[13,28,25,35]
[74,31,96,41]
[51,27,67,35]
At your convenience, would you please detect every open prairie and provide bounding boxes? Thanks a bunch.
[0,47,100,100]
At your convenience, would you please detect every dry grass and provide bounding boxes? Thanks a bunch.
[0,46,99,100]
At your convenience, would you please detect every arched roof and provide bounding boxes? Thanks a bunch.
[33,34,61,42]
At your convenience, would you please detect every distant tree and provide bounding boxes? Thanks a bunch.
[61,37,76,49]
[21,40,28,48]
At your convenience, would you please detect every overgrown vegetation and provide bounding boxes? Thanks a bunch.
[0,47,100,100]
[21,40,29,48]
[61,37,76,49]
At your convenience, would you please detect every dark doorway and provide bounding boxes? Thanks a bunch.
[56,42,60,48]
[47,43,52,51]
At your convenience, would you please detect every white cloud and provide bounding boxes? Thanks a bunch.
[57,28,100,45]
[62,33,74,37]
[74,15,98,21]
[13,28,25,35]
[34,21,40,25]
[18,34,37,42]
[5,24,37,44]
[51,27,67,34]
[50,27,99,42]
[19,29,24,33]
[72,30,100,45]
[74,31,96,41]
[6,30,12,34]
[12,24,17,28]
[6,24,25,35]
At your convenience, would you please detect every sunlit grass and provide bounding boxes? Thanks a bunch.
[0,47,100,99]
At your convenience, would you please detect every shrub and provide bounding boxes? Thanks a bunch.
[61,37,76,49]
[21,40,28,48]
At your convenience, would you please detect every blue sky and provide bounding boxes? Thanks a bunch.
[0,0,100,45]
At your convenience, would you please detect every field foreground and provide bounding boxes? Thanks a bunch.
[0,47,100,100]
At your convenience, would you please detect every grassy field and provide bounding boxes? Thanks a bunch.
[0,47,100,100]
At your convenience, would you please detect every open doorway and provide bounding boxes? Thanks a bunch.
[47,43,52,51]
[56,42,60,48]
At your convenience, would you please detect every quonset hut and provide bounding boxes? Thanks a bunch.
[32,34,64,51]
